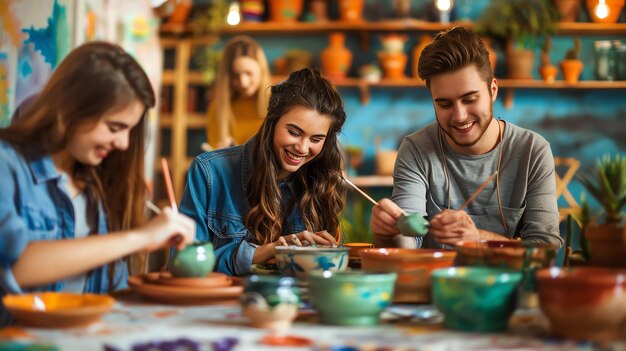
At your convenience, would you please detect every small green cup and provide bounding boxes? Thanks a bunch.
[397,213,429,237]
[170,242,215,278]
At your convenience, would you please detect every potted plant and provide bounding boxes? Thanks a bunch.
[539,37,558,83]
[560,37,584,84]
[578,154,626,267]
[476,0,560,80]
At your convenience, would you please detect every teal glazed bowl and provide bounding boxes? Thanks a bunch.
[170,242,215,278]
[308,271,397,326]
[275,246,349,280]
[432,267,522,332]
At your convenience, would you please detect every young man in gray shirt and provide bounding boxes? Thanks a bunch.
[370,27,563,249]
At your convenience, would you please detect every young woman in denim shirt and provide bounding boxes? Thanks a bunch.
[0,42,195,321]
[180,68,347,276]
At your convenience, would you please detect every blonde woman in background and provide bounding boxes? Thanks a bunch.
[206,35,271,149]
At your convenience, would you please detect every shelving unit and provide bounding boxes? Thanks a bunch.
[158,20,626,194]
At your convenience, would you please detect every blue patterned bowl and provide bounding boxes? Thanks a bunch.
[275,246,349,280]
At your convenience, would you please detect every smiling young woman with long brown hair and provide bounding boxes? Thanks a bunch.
[0,41,195,325]
[180,68,347,276]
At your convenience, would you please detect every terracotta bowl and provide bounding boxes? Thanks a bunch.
[3,292,115,328]
[432,267,523,332]
[275,246,349,280]
[360,248,456,303]
[537,267,626,341]
[454,240,526,269]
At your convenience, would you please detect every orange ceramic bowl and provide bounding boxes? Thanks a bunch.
[455,241,526,269]
[360,248,456,303]
[3,292,115,328]
[344,243,374,258]
[537,267,626,341]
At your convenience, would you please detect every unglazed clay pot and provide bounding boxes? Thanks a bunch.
[321,32,352,79]
[537,267,626,341]
[360,248,456,303]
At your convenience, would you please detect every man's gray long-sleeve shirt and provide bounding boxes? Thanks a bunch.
[391,121,563,249]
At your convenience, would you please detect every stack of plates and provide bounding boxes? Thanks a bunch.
[128,272,243,305]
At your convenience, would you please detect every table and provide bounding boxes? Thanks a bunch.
[1,291,619,351]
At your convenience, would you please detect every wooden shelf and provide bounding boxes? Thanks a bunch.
[347,175,393,188]
[160,113,205,128]
[162,21,626,36]
[315,77,626,105]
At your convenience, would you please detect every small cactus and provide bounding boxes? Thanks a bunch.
[541,37,552,66]
[565,38,581,60]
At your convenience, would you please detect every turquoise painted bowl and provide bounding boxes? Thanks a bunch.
[432,267,523,332]
[275,246,349,280]
[169,242,215,278]
[308,271,397,326]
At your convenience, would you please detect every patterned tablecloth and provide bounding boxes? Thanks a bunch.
[0,291,622,351]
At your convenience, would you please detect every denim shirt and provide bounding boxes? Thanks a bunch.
[179,138,307,276]
[0,141,128,321]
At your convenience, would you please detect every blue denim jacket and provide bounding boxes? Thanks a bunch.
[179,138,307,276]
[0,141,127,309]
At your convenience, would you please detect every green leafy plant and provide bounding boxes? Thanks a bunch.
[564,38,581,60]
[476,0,560,50]
[578,154,626,224]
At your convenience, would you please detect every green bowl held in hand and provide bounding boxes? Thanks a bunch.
[397,213,429,237]
[170,242,215,278]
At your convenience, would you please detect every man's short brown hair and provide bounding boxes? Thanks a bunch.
[418,27,493,89]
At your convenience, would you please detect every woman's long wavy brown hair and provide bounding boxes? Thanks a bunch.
[0,41,155,290]
[244,68,347,245]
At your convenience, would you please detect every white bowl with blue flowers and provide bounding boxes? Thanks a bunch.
[275,246,349,280]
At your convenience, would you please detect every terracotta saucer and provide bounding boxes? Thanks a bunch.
[128,274,243,305]
[3,293,114,328]
[259,335,314,347]
[157,272,232,288]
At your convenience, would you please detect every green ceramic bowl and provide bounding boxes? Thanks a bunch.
[397,213,429,237]
[170,242,215,278]
[308,271,397,326]
[432,267,522,332]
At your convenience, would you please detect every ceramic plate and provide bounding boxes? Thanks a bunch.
[3,292,115,328]
[128,274,243,305]
[156,272,232,288]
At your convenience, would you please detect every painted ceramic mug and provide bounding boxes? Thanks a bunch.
[241,275,300,335]
[170,242,215,278]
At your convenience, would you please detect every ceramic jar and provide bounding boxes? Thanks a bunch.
[379,34,408,79]
[321,32,352,79]
[241,275,300,335]
[170,242,215,278]
[338,0,364,21]
[269,0,304,22]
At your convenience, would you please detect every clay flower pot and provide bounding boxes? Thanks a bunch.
[560,59,584,84]
[585,222,626,267]
[539,64,558,83]
[269,0,304,22]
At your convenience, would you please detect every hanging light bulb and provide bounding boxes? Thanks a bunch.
[435,0,454,24]
[595,0,609,19]
[226,1,241,26]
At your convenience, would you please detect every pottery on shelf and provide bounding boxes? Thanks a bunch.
[268,0,304,22]
[412,35,432,78]
[170,242,215,278]
[241,275,300,335]
[321,32,352,79]
[338,0,364,22]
